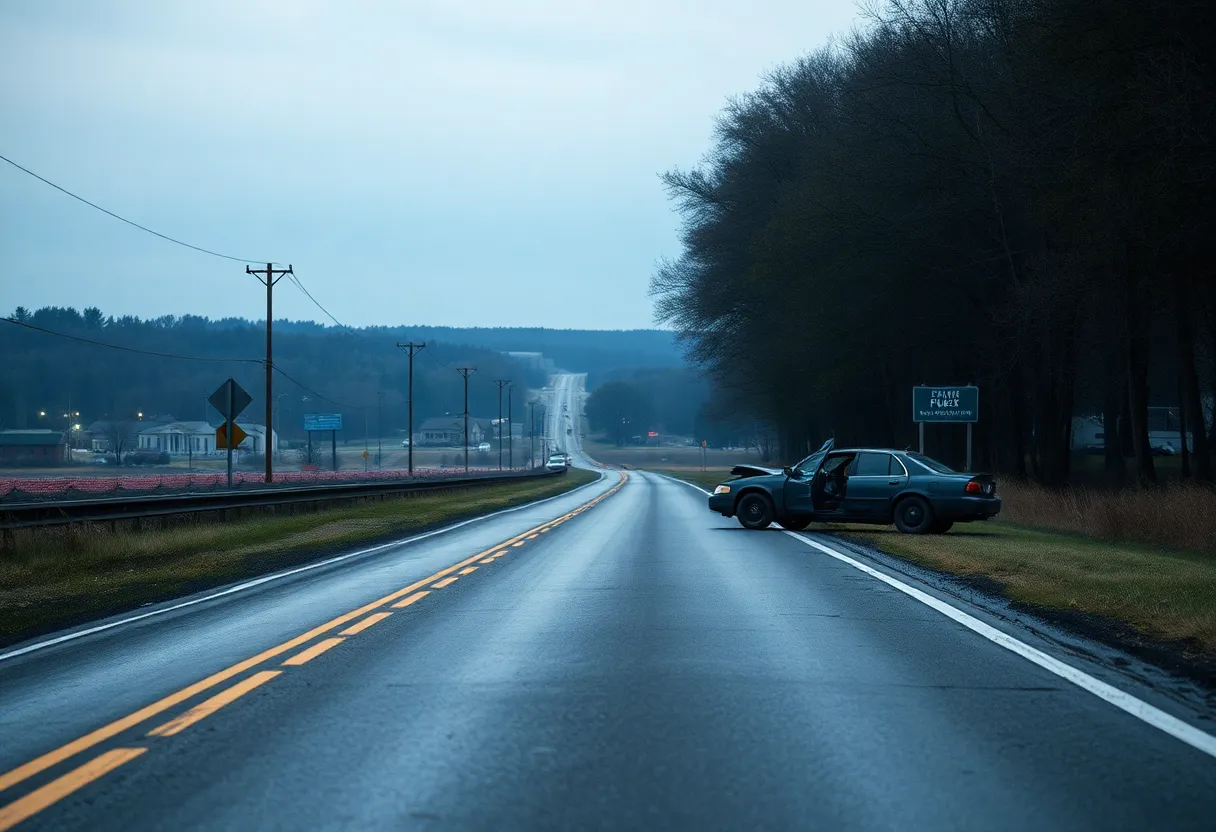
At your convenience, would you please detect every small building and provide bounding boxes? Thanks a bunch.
[0,430,66,467]
[137,421,218,455]
[137,421,278,456]
[1070,413,1194,453]
[1070,416,1105,451]
[417,417,495,447]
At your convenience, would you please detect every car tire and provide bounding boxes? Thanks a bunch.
[736,493,774,530]
[929,519,954,534]
[779,515,812,531]
[894,496,934,534]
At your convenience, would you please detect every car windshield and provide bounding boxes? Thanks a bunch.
[906,452,957,474]
[793,451,827,477]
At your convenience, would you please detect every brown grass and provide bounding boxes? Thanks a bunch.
[999,481,1216,554]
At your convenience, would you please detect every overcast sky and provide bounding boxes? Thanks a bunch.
[1,1,858,330]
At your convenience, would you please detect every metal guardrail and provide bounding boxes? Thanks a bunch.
[0,468,564,530]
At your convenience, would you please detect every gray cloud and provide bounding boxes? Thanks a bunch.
[0,0,859,328]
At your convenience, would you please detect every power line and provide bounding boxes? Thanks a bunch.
[0,152,272,264]
[1,317,264,364]
[286,273,344,328]
[270,364,370,411]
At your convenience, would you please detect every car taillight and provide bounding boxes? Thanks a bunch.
[965,479,983,494]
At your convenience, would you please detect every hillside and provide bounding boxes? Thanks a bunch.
[1,308,689,441]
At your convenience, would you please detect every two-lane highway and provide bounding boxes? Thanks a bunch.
[1,377,1214,829]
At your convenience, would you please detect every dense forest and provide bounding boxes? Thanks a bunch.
[1,308,673,440]
[651,0,1215,485]
[211,320,683,379]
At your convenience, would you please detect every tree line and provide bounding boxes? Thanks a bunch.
[651,0,1215,485]
[585,367,709,442]
[0,307,549,440]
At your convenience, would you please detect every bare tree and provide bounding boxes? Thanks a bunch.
[104,421,138,465]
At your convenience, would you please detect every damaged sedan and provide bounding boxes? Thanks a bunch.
[707,439,1001,534]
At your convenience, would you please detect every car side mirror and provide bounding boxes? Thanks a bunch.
[782,467,794,478]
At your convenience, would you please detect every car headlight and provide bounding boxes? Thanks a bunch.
[713,484,731,495]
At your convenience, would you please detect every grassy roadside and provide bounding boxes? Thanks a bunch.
[657,468,1216,662]
[839,524,1216,659]
[0,469,598,647]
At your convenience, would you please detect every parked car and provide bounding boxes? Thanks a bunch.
[546,455,567,471]
[707,439,1000,534]
[477,442,492,452]
[400,439,411,448]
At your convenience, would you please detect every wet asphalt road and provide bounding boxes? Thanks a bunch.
[2,381,1215,830]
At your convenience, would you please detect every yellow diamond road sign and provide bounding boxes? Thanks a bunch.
[216,422,248,450]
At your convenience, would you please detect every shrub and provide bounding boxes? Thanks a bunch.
[998,481,1216,554]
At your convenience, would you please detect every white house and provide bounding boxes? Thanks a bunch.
[1070,411,1194,453]
[1070,416,1105,450]
[138,421,278,456]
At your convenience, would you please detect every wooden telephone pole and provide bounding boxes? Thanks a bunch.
[395,342,425,475]
[456,367,477,472]
[494,379,510,471]
[246,262,293,483]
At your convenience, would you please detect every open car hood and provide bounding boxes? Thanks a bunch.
[730,464,783,478]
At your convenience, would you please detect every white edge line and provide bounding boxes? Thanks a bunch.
[0,470,608,664]
[654,472,711,495]
[784,530,1216,760]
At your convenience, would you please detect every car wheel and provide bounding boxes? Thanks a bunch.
[929,519,954,534]
[736,493,774,530]
[894,496,935,534]
[779,515,811,531]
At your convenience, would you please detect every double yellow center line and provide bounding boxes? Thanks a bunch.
[0,473,626,831]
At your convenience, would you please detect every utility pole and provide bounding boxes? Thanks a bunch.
[246,262,293,483]
[508,384,514,470]
[456,367,477,473]
[377,390,383,470]
[395,342,425,476]
[64,395,72,466]
[494,379,509,471]
[529,400,534,467]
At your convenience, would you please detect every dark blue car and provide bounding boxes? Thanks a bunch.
[707,439,1000,534]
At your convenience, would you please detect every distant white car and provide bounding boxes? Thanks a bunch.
[477,442,491,452]
[546,455,566,470]
[401,439,411,447]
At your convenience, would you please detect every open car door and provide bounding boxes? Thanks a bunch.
[782,439,835,515]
